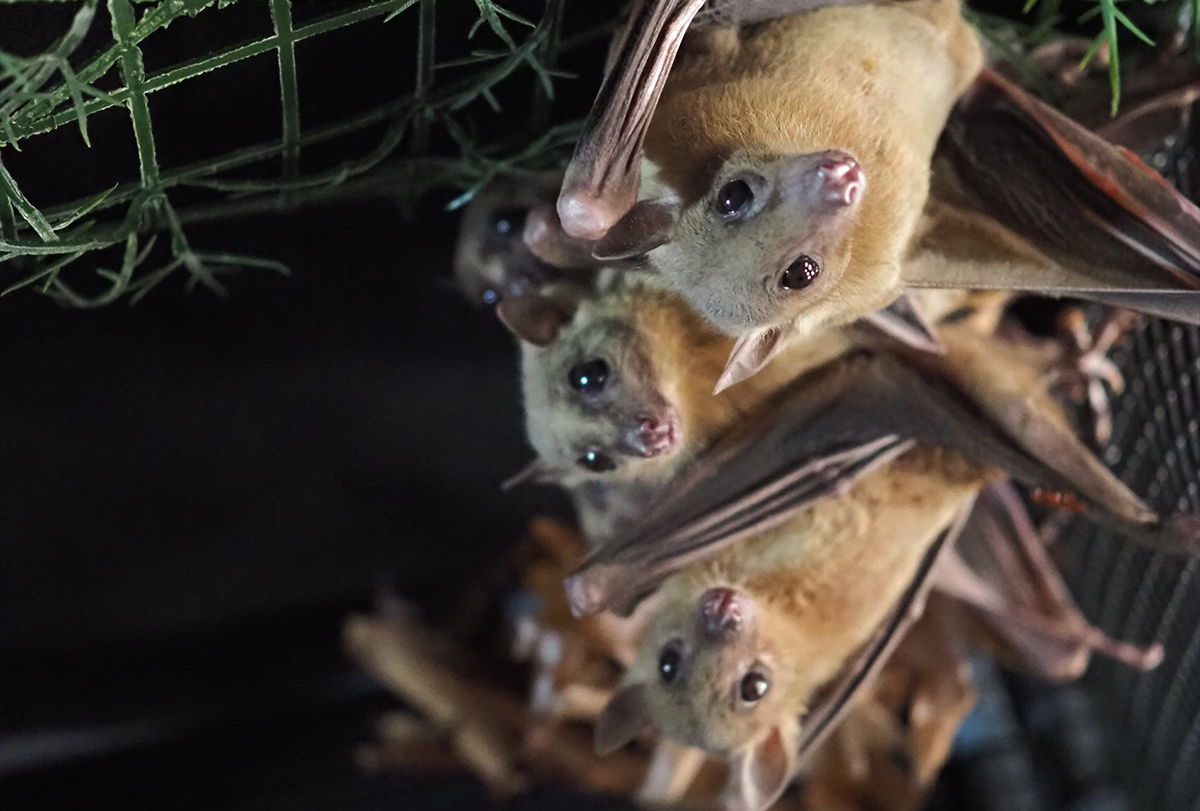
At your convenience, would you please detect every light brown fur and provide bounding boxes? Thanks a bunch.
[637,0,983,341]
[619,447,994,757]
[520,271,856,542]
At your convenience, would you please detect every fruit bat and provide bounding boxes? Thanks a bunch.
[499,270,991,543]
[545,0,1200,387]
[453,172,602,305]
[563,319,1200,618]
[590,465,1162,811]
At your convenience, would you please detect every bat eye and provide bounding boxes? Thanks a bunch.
[739,670,770,703]
[658,641,683,683]
[491,206,526,237]
[780,255,820,290]
[715,179,753,218]
[481,288,499,305]
[578,449,616,472]
[569,358,609,393]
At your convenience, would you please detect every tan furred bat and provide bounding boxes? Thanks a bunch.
[580,0,981,358]
[499,270,998,543]
[592,446,990,811]
[545,0,1200,387]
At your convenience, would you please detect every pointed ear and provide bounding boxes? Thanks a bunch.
[496,293,574,346]
[594,683,650,754]
[721,725,797,811]
[714,325,790,393]
[592,199,680,261]
[500,457,561,491]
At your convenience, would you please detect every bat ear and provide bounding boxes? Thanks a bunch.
[501,457,560,491]
[721,724,797,811]
[496,293,574,346]
[714,325,789,393]
[592,199,680,261]
[594,683,650,754]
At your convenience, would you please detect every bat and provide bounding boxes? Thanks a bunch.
[543,0,1200,388]
[564,318,1200,619]
[499,270,858,543]
[499,270,992,542]
[589,468,1162,811]
[453,172,601,306]
[590,445,988,811]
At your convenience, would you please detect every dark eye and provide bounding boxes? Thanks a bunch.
[658,641,683,683]
[780,255,820,290]
[739,670,770,703]
[569,358,609,393]
[716,179,753,218]
[491,207,526,237]
[578,449,616,472]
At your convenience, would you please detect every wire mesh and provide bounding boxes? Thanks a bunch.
[0,0,584,304]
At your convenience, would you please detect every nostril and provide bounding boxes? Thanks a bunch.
[816,158,863,205]
[699,587,741,636]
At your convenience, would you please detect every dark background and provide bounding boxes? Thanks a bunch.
[1,2,1197,810]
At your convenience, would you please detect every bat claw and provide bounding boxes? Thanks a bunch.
[1052,307,1138,446]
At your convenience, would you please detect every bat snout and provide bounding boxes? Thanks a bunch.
[780,150,865,212]
[624,409,682,458]
[698,587,746,638]
[814,152,864,207]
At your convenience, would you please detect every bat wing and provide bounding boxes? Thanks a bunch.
[565,351,1185,617]
[556,0,871,241]
[914,69,1200,322]
[793,499,974,764]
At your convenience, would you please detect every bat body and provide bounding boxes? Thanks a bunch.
[592,446,990,811]
[549,0,1200,387]
[578,0,983,372]
[502,270,997,543]
[504,270,857,542]
[566,315,1198,618]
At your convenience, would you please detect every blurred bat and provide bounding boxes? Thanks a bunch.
[564,320,1200,618]
[453,172,601,306]
[541,0,1200,387]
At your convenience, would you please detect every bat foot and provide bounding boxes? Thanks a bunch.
[1051,307,1138,446]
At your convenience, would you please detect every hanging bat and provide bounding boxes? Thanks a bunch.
[590,445,987,811]
[499,270,858,542]
[499,270,992,542]
[564,319,1200,619]
[590,465,1162,811]
[453,172,603,306]
[543,0,1200,387]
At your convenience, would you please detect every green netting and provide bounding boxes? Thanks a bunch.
[0,0,596,305]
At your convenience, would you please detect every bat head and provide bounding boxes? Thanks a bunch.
[510,276,688,487]
[453,174,560,305]
[596,583,802,811]
[454,173,600,305]
[594,149,865,338]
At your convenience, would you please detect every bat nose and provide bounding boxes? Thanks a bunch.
[624,411,681,458]
[814,151,864,206]
[699,587,743,638]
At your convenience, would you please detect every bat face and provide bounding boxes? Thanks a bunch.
[454,175,559,305]
[625,581,813,755]
[521,301,684,483]
[643,150,866,338]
